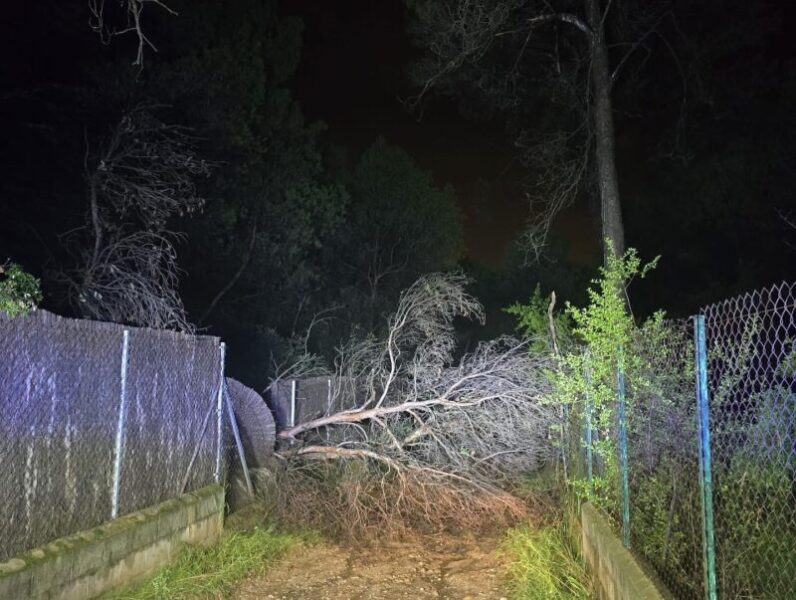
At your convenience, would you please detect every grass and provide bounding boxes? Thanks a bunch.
[501,468,593,599]
[111,525,306,600]
[502,521,593,600]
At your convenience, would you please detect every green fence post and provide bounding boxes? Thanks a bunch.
[694,315,718,600]
[584,354,593,484]
[617,345,631,549]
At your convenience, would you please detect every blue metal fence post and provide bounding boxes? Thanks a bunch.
[694,315,718,600]
[583,353,593,484]
[617,345,631,549]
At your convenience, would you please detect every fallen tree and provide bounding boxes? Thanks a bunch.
[269,273,559,539]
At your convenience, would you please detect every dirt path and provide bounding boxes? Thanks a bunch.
[235,533,510,600]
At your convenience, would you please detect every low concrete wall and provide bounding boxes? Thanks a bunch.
[0,484,224,600]
[580,502,667,600]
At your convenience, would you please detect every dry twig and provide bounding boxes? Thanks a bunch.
[272,273,558,538]
[67,103,210,331]
[88,0,177,68]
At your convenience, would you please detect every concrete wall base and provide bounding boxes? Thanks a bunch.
[0,485,225,600]
[580,502,668,600]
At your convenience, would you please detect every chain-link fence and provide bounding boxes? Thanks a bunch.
[626,318,705,598]
[0,310,226,562]
[268,376,366,430]
[572,281,796,599]
[703,283,796,599]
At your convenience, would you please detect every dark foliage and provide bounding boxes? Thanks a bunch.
[0,0,794,389]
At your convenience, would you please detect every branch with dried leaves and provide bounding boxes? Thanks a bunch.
[66,103,210,331]
[270,273,558,537]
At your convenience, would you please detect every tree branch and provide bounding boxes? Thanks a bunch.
[527,13,594,40]
[87,0,178,68]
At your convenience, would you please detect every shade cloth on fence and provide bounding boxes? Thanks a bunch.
[0,310,223,562]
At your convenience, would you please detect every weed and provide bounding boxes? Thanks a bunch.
[111,525,302,600]
[502,521,593,600]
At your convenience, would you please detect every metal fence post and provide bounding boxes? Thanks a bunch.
[214,342,226,484]
[617,345,631,549]
[561,402,569,479]
[111,329,130,519]
[290,379,297,428]
[694,315,718,600]
[584,353,593,484]
[326,377,332,442]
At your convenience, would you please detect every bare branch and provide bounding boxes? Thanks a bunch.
[66,103,210,331]
[72,230,193,330]
[518,125,593,262]
[270,274,559,537]
[778,209,796,252]
[547,291,560,359]
[88,0,178,68]
[526,13,593,39]
[262,308,342,395]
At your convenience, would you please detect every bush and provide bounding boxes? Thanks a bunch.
[630,463,703,598]
[0,262,42,316]
[714,457,796,598]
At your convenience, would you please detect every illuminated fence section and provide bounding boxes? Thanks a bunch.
[626,318,706,599]
[703,283,796,599]
[575,281,796,599]
[0,310,224,562]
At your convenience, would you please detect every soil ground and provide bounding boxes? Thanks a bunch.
[234,532,510,600]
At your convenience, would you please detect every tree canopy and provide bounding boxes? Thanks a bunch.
[0,0,794,387]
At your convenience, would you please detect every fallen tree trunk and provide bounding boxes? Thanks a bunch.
[269,273,558,539]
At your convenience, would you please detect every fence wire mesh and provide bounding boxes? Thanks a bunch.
[0,310,224,562]
[118,330,222,515]
[269,375,365,430]
[573,281,796,599]
[703,282,796,599]
[627,318,704,599]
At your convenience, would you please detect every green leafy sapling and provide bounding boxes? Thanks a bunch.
[510,243,663,507]
[560,247,662,503]
[506,285,573,355]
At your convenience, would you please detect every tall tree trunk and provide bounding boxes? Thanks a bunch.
[586,0,625,261]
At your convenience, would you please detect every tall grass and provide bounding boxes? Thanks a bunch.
[503,522,593,600]
[112,526,302,600]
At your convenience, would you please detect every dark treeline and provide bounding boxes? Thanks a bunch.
[1,0,794,389]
